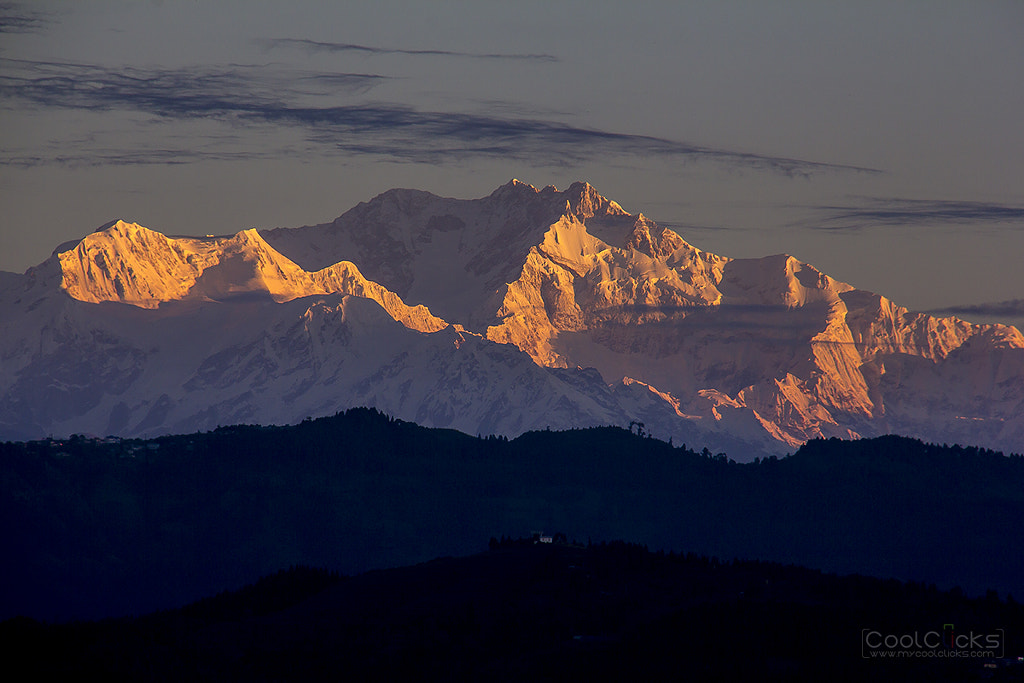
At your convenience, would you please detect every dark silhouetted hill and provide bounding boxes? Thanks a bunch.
[1,409,1022,622]
[4,542,1023,681]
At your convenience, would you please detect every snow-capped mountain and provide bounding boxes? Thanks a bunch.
[2,181,1022,457]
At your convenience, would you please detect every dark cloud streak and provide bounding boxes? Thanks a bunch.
[0,2,51,34]
[928,299,1024,319]
[1,149,285,168]
[0,57,387,113]
[654,220,753,234]
[262,38,559,63]
[810,198,1024,231]
[0,57,880,175]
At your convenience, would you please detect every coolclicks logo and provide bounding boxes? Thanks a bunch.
[861,624,1003,659]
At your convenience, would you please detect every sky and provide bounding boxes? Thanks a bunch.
[2,1,1023,323]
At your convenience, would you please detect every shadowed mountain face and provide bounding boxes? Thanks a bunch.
[1,181,1022,456]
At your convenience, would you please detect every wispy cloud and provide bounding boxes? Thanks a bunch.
[261,38,559,63]
[593,303,836,338]
[0,2,52,34]
[0,56,880,175]
[809,198,1024,231]
[928,299,1024,320]
[0,57,387,112]
[654,220,754,235]
[2,149,283,168]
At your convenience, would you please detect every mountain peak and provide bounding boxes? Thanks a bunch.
[562,181,627,221]
[489,178,541,200]
[357,188,440,218]
[56,222,224,307]
[94,219,154,240]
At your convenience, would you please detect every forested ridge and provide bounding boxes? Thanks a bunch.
[2,408,1022,623]
[4,542,1023,681]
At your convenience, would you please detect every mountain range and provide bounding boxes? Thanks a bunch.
[2,180,1022,457]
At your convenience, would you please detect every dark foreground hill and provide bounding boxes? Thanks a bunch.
[4,542,1023,682]
[2,408,1023,622]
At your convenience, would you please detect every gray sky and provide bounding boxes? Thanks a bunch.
[2,1,1023,320]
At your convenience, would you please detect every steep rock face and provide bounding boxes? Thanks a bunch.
[261,180,640,327]
[485,249,583,368]
[470,199,882,446]
[262,180,571,326]
[58,221,220,307]
[840,289,1012,362]
[2,180,1022,456]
